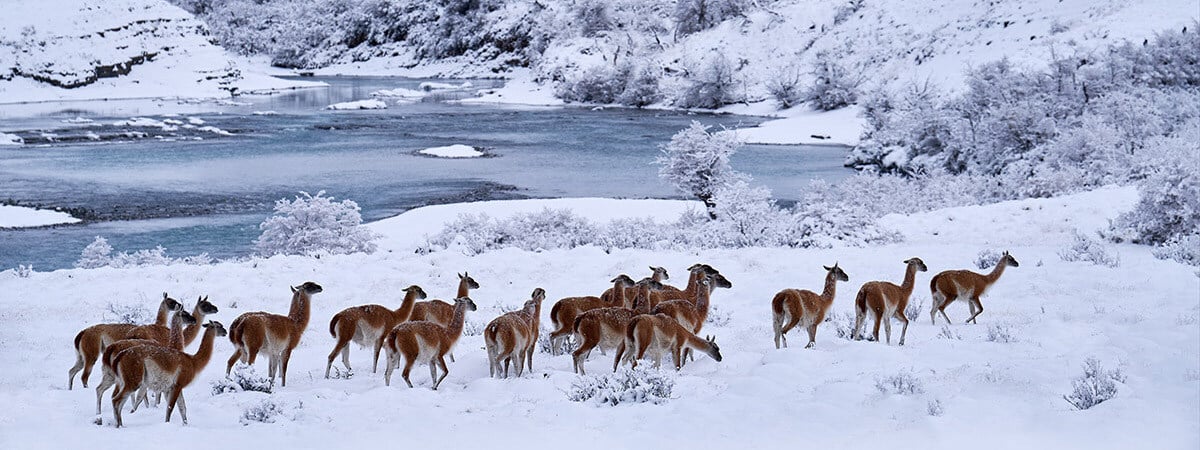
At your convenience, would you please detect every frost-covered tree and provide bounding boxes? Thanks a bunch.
[255,191,379,257]
[678,55,741,109]
[804,51,860,111]
[76,236,114,269]
[674,0,744,36]
[655,122,746,218]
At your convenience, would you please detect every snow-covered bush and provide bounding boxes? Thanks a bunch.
[701,180,794,247]
[804,51,859,111]
[239,398,295,425]
[1109,134,1200,250]
[14,264,33,278]
[904,300,924,322]
[255,191,378,257]
[1063,358,1125,410]
[1059,231,1120,268]
[618,63,662,107]
[557,65,625,104]
[677,56,742,109]
[875,372,924,395]
[568,367,674,405]
[655,121,746,217]
[936,326,961,340]
[975,249,1002,270]
[105,302,151,325]
[76,236,114,269]
[986,324,1017,343]
[704,304,732,327]
[927,399,944,416]
[212,364,274,395]
[77,236,215,269]
[826,311,857,339]
[428,208,597,256]
[1153,232,1200,266]
[673,0,745,36]
[765,64,803,108]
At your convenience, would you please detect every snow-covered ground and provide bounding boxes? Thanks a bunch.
[325,99,388,110]
[0,0,321,104]
[724,106,865,146]
[0,205,81,228]
[417,144,485,159]
[1,187,1196,449]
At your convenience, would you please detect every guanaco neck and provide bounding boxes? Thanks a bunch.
[984,260,1008,285]
[612,280,628,307]
[531,300,542,329]
[444,302,469,347]
[820,271,839,303]
[693,280,711,316]
[288,291,312,334]
[683,270,701,297]
[154,300,172,326]
[456,279,471,298]
[900,264,919,298]
[189,327,218,372]
[683,333,716,358]
[168,311,186,350]
[633,286,652,314]
[182,303,205,346]
[394,290,420,323]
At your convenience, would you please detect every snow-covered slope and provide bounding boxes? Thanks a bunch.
[0,0,319,103]
[1,186,1196,448]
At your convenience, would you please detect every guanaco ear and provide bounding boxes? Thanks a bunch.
[823,265,832,271]
[162,292,168,300]
[290,285,299,294]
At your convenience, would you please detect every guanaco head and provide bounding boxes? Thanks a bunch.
[704,335,723,362]
[823,263,850,282]
[403,285,429,300]
[709,273,733,288]
[459,272,480,289]
[688,264,720,275]
[203,320,228,337]
[178,310,198,326]
[292,282,323,295]
[635,277,663,290]
[454,296,478,312]
[530,288,546,302]
[903,258,928,272]
[196,296,219,315]
[649,266,670,281]
[163,293,183,311]
[1001,251,1020,268]
[611,274,636,287]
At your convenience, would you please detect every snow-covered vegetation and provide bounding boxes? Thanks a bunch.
[325,99,389,110]
[75,236,213,269]
[254,191,379,257]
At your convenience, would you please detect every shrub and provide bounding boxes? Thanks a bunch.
[557,65,624,104]
[105,302,151,325]
[904,300,924,322]
[14,264,33,278]
[826,311,857,339]
[804,51,860,111]
[1109,132,1200,247]
[935,326,961,340]
[239,398,292,425]
[677,56,742,109]
[1152,232,1200,266]
[975,249,1002,270]
[674,0,744,36]
[255,191,378,257]
[927,399,944,416]
[76,236,215,268]
[618,63,662,107]
[1059,231,1121,268]
[986,324,1016,343]
[765,64,803,108]
[212,364,274,395]
[568,367,674,405]
[1063,358,1124,410]
[76,236,114,269]
[704,304,732,327]
[875,372,924,395]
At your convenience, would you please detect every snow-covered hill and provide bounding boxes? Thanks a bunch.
[1,186,1196,448]
[0,0,318,103]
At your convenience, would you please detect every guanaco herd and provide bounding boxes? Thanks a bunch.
[68,252,1018,428]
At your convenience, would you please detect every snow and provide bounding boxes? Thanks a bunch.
[417,144,485,159]
[370,88,426,100]
[724,106,865,146]
[1,187,1196,448]
[325,99,389,110]
[0,204,81,228]
[457,70,565,107]
[418,81,473,91]
[0,132,22,145]
[0,0,323,104]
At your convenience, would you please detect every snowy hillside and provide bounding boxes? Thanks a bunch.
[0,0,318,103]
[1,186,1196,448]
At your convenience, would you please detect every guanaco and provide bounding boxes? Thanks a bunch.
[325,285,427,378]
[69,293,181,389]
[601,266,669,305]
[225,282,323,387]
[95,309,195,415]
[484,288,545,378]
[854,258,927,345]
[618,313,722,370]
[930,251,1020,324]
[409,272,478,362]
[110,320,225,428]
[772,263,850,349]
[126,295,218,347]
[571,278,659,375]
[383,296,477,389]
[548,274,634,354]
[648,264,722,308]
[652,273,727,363]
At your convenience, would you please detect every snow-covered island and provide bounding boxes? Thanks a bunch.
[0,204,81,228]
[325,99,388,110]
[417,144,486,158]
